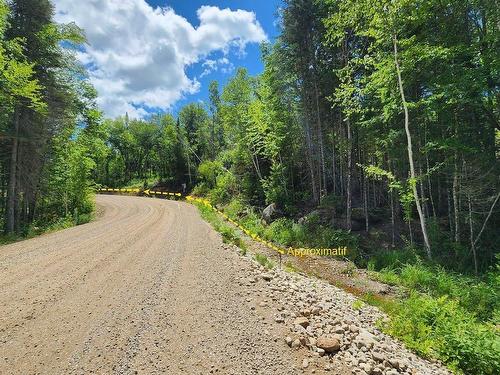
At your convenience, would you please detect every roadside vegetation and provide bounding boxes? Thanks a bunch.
[195,202,247,253]
[368,259,499,374]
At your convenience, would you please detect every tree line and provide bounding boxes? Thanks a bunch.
[0,0,103,236]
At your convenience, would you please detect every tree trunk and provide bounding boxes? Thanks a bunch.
[453,157,460,242]
[314,80,327,198]
[6,110,20,234]
[447,188,454,235]
[390,188,396,247]
[187,152,192,187]
[303,116,319,203]
[393,35,432,258]
[467,194,478,275]
[345,117,352,232]
[363,168,369,232]
[332,138,336,195]
[473,192,500,248]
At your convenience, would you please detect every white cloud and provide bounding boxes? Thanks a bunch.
[200,57,234,78]
[53,0,266,118]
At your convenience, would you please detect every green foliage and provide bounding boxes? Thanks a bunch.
[386,292,499,375]
[284,261,300,273]
[197,160,223,188]
[367,248,420,271]
[208,170,239,204]
[352,300,364,310]
[0,0,45,116]
[378,263,499,322]
[195,202,246,251]
[254,253,275,270]
[263,218,296,246]
[368,252,499,374]
[0,0,103,237]
[224,198,246,218]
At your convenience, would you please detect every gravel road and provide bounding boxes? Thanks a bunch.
[0,195,311,375]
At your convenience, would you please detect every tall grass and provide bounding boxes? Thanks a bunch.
[386,292,499,374]
[377,263,499,322]
[372,260,499,374]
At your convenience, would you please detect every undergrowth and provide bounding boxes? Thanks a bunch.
[0,211,94,245]
[195,202,247,251]
[370,260,499,374]
[254,253,275,269]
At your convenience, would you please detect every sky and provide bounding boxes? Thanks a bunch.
[52,0,282,118]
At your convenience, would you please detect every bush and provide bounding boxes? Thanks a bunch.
[378,263,499,322]
[240,210,266,237]
[197,160,223,188]
[224,198,246,218]
[264,218,296,246]
[209,170,239,204]
[367,248,420,271]
[191,182,210,197]
[254,253,275,269]
[386,292,500,375]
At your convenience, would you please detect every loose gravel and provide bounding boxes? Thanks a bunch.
[0,195,449,374]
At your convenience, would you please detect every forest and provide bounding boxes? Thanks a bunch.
[0,0,103,238]
[0,0,498,373]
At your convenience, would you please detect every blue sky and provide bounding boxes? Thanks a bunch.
[156,0,281,114]
[53,0,282,118]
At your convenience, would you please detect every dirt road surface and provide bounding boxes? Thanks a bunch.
[0,195,309,375]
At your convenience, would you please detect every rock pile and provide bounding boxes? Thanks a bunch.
[241,251,451,375]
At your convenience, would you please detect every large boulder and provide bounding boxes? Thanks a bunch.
[262,203,282,223]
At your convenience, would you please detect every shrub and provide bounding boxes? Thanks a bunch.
[225,198,246,218]
[368,247,420,271]
[240,210,266,237]
[254,253,275,269]
[375,268,400,285]
[380,263,500,322]
[386,292,500,375]
[264,218,296,246]
[209,170,239,204]
[197,160,223,188]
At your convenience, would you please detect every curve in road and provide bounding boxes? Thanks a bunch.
[0,195,307,375]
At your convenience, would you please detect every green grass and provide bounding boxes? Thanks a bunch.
[0,211,94,246]
[193,196,500,375]
[368,261,500,375]
[375,263,499,322]
[352,300,364,310]
[195,202,247,252]
[254,253,275,269]
[385,292,499,374]
[284,261,300,273]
